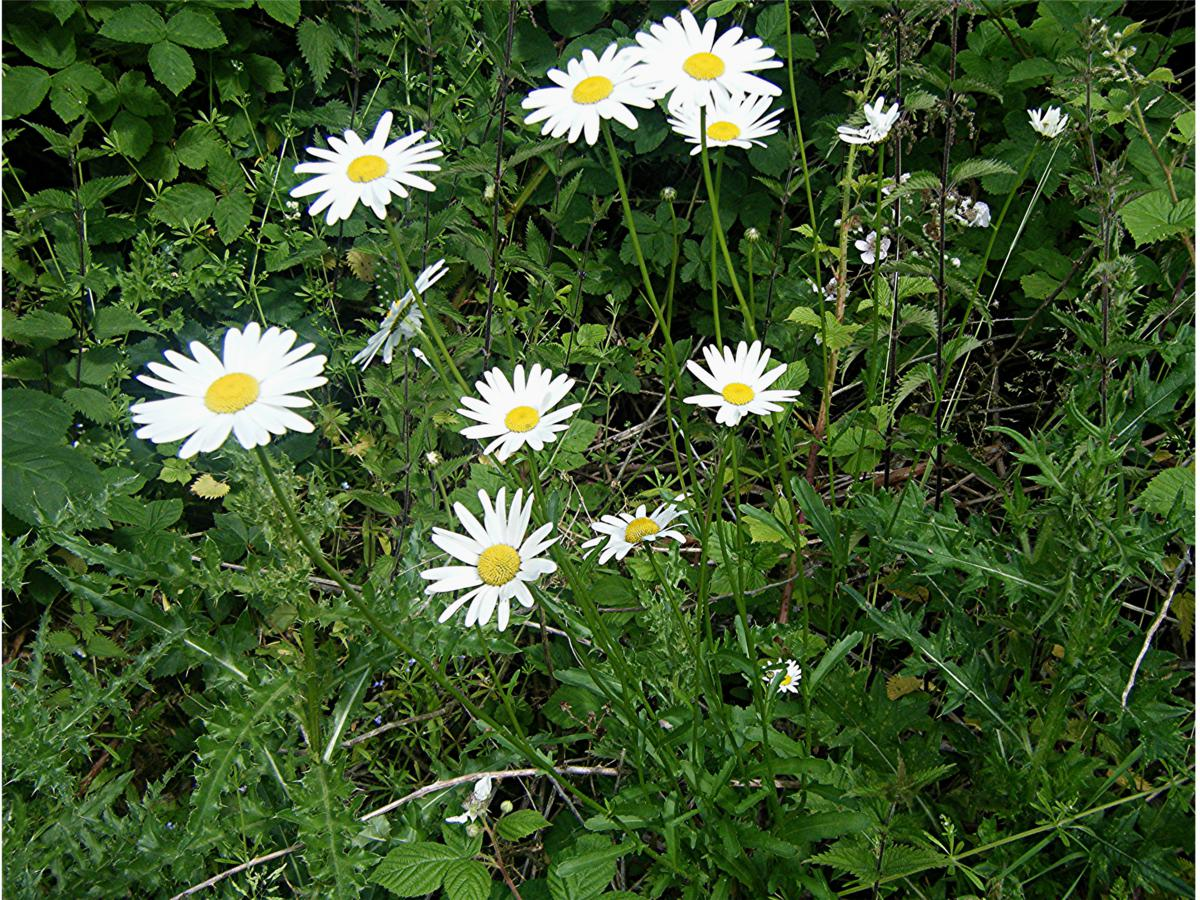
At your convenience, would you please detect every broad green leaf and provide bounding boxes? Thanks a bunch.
[110,110,152,160]
[99,5,167,43]
[1135,467,1195,522]
[1119,190,1194,246]
[441,860,491,900]
[6,308,75,344]
[63,387,114,423]
[7,20,76,68]
[496,809,551,841]
[371,843,458,897]
[93,306,155,339]
[152,182,216,227]
[258,0,301,25]
[214,192,253,244]
[546,0,610,37]
[2,66,51,118]
[49,62,106,121]
[297,18,337,90]
[148,40,195,95]
[950,157,1016,185]
[166,9,226,49]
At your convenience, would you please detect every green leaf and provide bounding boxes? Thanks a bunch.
[49,62,106,122]
[441,860,491,900]
[1119,190,1194,246]
[93,306,155,339]
[371,843,459,897]
[246,54,286,93]
[3,66,51,118]
[152,182,216,227]
[549,834,617,899]
[99,5,167,43]
[166,8,226,49]
[148,41,195,95]
[258,0,301,26]
[7,20,76,68]
[496,809,551,841]
[297,18,337,90]
[78,175,134,209]
[6,308,75,344]
[1006,57,1057,83]
[950,157,1016,185]
[808,631,862,691]
[214,192,253,244]
[344,489,402,517]
[546,0,610,37]
[63,387,114,423]
[781,811,874,845]
[1135,467,1195,521]
[110,110,153,160]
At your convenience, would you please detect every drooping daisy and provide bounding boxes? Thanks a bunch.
[855,230,891,265]
[630,8,782,109]
[423,488,558,631]
[763,659,802,694]
[290,111,443,225]
[837,96,901,145]
[583,502,687,564]
[521,44,656,146]
[1028,106,1069,139]
[666,91,783,155]
[131,322,327,459]
[684,340,800,427]
[457,364,582,462]
[351,258,449,369]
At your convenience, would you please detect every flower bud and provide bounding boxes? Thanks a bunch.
[499,800,514,814]
[745,227,760,242]
[660,186,677,201]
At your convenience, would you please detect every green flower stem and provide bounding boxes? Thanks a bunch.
[970,143,1036,300]
[250,445,681,875]
[785,0,822,291]
[382,217,470,396]
[698,110,757,340]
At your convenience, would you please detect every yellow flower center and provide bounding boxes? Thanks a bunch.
[504,405,540,433]
[721,382,755,405]
[204,372,260,414]
[624,516,661,543]
[706,120,741,142]
[347,154,388,183]
[683,51,725,80]
[780,674,794,687]
[572,75,614,105]
[477,544,521,586]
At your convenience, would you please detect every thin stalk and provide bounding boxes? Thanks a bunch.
[699,112,757,339]
[934,2,960,504]
[483,0,517,360]
[882,3,904,487]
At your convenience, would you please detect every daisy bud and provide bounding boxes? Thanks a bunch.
[745,227,760,242]
[425,450,442,466]
[661,186,677,201]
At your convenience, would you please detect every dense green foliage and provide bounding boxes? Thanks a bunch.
[2,0,1194,897]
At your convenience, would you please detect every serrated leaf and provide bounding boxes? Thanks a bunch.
[79,175,133,209]
[7,308,75,343]
[214,192,253,244]
[346,249,375,281]
[99,5,167,43]
[886,674,930,700]
[94,306,155,339]
[441,859,491,900]
[148,40,195,95]
[3,66,51,119]
[7,20,76,68]
[258,0,301,25]
[1134,467,1194,520]
[49,62,105,122]
[63,387,114,423]
[371,843,458,897]
[190,474,230,500]
[297,18,337,90]
[110,110,153,160]
[1119,190,1194,246]
[950,157,1015,185]
[166,9,226,49]
[1174,592,1193,645]
[496,809,551,841]
[151,182,215,227]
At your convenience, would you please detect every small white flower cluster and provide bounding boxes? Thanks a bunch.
[949,196,991,229]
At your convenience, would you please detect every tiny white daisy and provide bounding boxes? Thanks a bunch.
[290,111,443,225]
[130,322,327,459]
[629,8,782,109]
[446,775,494,825]
[1028,106,1069,139]
[837,96,901,145]
[855,230,890,265]
[457,364,582,462]
[582,502,687,564]
[423,488,558,631]
[351,258,449,370]
[763,659,802,694]
[521,44,656,146]
[684,340,800,427]
[666,91,783,155]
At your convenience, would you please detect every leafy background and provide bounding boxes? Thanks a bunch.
[2,0,1194,897]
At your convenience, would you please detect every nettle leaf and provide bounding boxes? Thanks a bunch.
[151,183,216,227]
[3,66,52,119]
[7,20,77,69]
[1134,467,1195,521]
[1119,190,1194,246]
[6,308,75,344]
[99,5,168,44]
[297,18,338,90]
[78,175,133,210]
[950,157,1016,185]
[166,9,226,49]
[496,809,551,841]
[148,41,195,95]
[93,306,156,339]
[371,843,460,897]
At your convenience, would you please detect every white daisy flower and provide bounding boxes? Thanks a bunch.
[351,258,449,370]
[855,230,890,265]
[763,659,802,694]
[446,775,494,825]
[582,502,687,564]
[457,364,582,462]
[130,322,328,459]
[1028,106,1069,139]
[290,111,443,225]
[837,96,901,145]
[666,91,783,155]
[629,8,782,110]
[423,488,558,631]
[684,340,800,427]
[521,44,656,146]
